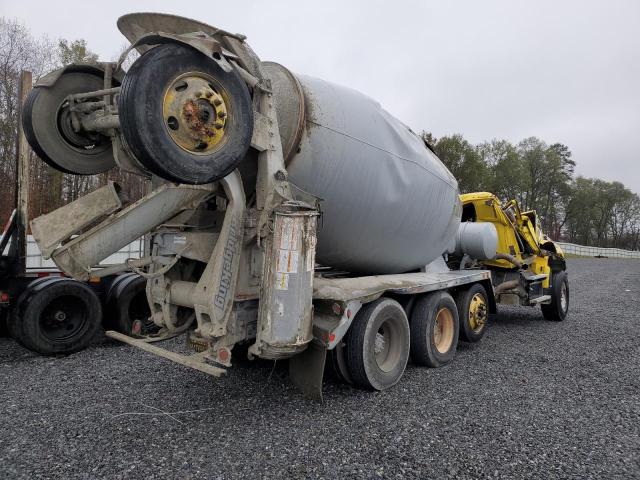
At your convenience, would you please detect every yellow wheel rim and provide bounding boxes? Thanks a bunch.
[433,307,455,354]
[468,293,488,333]
[162,71,230,154]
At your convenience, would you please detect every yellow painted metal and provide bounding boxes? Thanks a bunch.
[162,71,230,154]
[468,292,488,332]
[459,192,523,269]
[460,192,563,288]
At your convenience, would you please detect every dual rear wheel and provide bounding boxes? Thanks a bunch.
[334,292,462,391]
[104,273,154,337]
[8,277,102,355]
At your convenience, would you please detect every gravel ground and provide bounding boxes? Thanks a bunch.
[0,258,639,479]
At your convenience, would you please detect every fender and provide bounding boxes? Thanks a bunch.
[34,63,124,88]
[116,13,242,74]
[119,32,236,73]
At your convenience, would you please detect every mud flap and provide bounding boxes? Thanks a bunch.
[289,341,326,402]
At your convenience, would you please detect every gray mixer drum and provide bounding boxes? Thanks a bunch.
[264,63,462,274]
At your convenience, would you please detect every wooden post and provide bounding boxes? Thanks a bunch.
[14,70,32,276]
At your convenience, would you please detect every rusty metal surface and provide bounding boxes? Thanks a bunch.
[162,72,229,154]
[313,270,492,303]
[105,330,226,377]
[251,203,318,360]
[262,62,306,164]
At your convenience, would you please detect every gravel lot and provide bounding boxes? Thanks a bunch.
[1,258,639,479]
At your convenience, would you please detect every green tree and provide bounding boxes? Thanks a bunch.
[57,39,98,65]
[477,139,523,203]
[425,133,488,193]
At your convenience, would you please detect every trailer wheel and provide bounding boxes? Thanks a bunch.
[119,43,253,184]
[104,274,154,336]
[22,71,115,175]
[456,283,489,343]
[13,278,102,355]
[541,270,569,321]
[7,277,62,345]
[409,292,459,367]
[344,298,410,391]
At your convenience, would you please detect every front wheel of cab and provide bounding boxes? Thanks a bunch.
[541,270,569,321]
[118,43,254,184]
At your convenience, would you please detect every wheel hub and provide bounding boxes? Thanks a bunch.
[163,72,229,154]
[40,296,87,342]
[560,283,568,312]
[433,308,455,354]
[468,293,488,332]
[374,320,402,373]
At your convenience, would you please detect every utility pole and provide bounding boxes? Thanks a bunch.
[14,70,32,276]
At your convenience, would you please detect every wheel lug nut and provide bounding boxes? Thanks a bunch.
[213,98,222,106]
[218,111,227,119]
[214,122,224,129]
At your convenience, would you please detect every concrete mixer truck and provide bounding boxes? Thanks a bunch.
[12,13,569,398]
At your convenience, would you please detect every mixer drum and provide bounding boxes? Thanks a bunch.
[264,63,462,274]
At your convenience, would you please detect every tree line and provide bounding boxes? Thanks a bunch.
[422,133,640,250]
[0,18,145,230]
[1,18,638,250]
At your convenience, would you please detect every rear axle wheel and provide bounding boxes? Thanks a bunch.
[344,298,410,391]
[410,292,459,367]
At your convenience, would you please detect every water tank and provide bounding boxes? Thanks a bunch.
[264,63,461,274]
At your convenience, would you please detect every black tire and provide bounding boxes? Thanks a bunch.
[22,70,115,174]
[6,307,20,341]
[410,292,459,368]
[13,278,102,355]
[8,276,63,344]
[0,308,8,337]
[541,270,569,321]
[344,298,410,391]
[328,340,353,385]
[119,43,253,184]
[456,283,489,343]
[104,274,153,336]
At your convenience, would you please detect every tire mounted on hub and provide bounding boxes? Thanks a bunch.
[118,43,254,184]
[22,70,116,175]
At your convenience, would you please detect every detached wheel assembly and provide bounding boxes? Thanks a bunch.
[344,298,410,391]
[542,270,569,321]
[410,292,459,368]
[456,283,489,343]
[11,277,102,355]
[119,43,254,184]
[104,273,154,336]
[22,70,116,174]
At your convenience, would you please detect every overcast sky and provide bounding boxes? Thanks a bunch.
[4,0,639,193]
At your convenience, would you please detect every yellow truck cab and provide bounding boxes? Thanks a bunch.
[458,192,569,321]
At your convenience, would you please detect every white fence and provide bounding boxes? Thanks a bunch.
[24,235,144,271]
[557,242,640,259]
